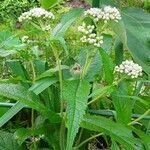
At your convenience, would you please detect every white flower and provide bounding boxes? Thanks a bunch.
[84,6,121,22]
[114,60,142,78]
[42,24,51,31]
[78,23,103,47]
[21,36,29,43]
[18,7,55,22]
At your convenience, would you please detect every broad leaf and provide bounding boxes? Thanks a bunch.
[0,31,20,49]
[52,8,84,37]
[111,8,150,75]
[0,130,21,150]
[63,80,91,150]
[0,83,60,123]
[81,115,142,149]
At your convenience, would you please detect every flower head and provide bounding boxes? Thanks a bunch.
[84,6,121,22]
[114,60,142,78]
[78,23,103,47]
[18,7,55,22]
[21,36,29,43]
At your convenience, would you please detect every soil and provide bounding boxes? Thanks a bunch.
[65,0,90,9]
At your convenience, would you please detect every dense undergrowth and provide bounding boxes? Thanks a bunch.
[0,0,150,150]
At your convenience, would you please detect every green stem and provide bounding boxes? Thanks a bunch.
[128,109,150,125]
[81,50,96,79]
[50,42,65,150]
[30,61,37,150]
[75,128,83,146]
[73,133,103,149]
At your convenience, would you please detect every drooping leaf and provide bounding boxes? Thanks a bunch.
[0,83,60,123]
[0,130,21,150]
[81,115,142,149]
[63,80,91,150]
[52,8,84,37]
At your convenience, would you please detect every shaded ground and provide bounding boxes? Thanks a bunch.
[65,0,90,9]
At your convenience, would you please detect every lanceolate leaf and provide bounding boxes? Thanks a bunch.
[29,77,58,95]
[63,80,91,150]
[81,115,142,149]
[0,83,60,123]
[99,48,114,84]
[0,102,24,127]
[52,8,84,37]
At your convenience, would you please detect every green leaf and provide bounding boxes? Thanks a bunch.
[111,141,120,150]
[81,115,142,149]
[0,49,16,57]
[0,83,60,123]
[0,102,25,127]
[63,80,91,150]
[52,8,84,37]
[111,8,150,75]
[14,128,32,145]
[114,38,124,65]
[92,0,100,7]
[99,48,114,84]
[0,31,21,49]
[77,49,102,81]
[40,0,58,8]
[36,65,69,80]
[132,127,150,149]
[88,85,114,101]
[0,130,21,150]
[29,77,58,95]
[86,0,115,6]
[112,82,135,124]
[7,60,29,81]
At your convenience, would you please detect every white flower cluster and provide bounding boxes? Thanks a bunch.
[42,25,51,31]
[84,6,121,22]
[114,60,142,78]
[21,36,29,43]
[78,23,103,47]
[18,7,55,22]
